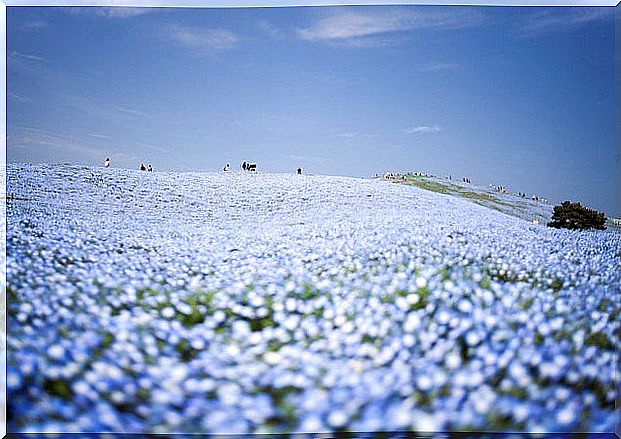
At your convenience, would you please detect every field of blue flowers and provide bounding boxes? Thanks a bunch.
[6,163,620,434]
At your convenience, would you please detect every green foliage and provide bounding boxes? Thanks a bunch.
[248,315,275,332]
[547,201,606,231]
[585,332,614,350]
[520,297,535,310]
[43,378,72,401]
[180,305,206,328]
[176,339,200,362]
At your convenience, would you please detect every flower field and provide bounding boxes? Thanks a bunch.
[6,163,620,434]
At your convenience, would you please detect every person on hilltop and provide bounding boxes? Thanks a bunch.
[103,157,110,168]
[147,164,153,172]
[140,163,146,171]
[241,161,257,171]
[223,163,230,172]
[297,166,302,175]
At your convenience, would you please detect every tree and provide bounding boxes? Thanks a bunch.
[547,201,606,230]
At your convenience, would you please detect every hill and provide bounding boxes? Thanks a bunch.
[387,173,553,224]
[5,163,621,434]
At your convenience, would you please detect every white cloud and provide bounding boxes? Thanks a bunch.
[407,125,441,135]
[116,106,149,117]
[167,24,238,51]
[135,141,170,154]
[290,154,330,163]
[87,133,112,139]
[297,8,484,44]
[18,20,48,32]
[8,92,31,103]
[66,6,152,18]
[96,7,152,18]
[256,20,282,38]
[330,35,404,48]
[335,133,356,139]
[518,7,613,36]
[9,51,44,62]
[9,127,102,158]
[335,132,378,139]
[415,61,460,72]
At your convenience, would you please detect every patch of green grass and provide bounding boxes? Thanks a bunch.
[92,332,114,359]
[136,288,152,302]
[6,285,19,305]
[534,332,544,346]
[101,332,114,349]
[414,391,433,408]
[361,335,378,345]
[297,283,320,300]
[488,268,521,284]
[258,385,299,430]
[480,275,491,290]
[312,308,324,318]
[43,378,72,401]
[410,287,430,311]
[264,295,275,309]
[489,369,507,388]
[380,294,395,304]
[459,190,525,212]
[438,267,452,281]
[438,384,451,398]
[571,378,612,408]
[192,290,217,306]
[506,387,528,399]
[460,191,498,203]
[136,388,150,402]
[397,175,537,221]
[549,278,564,292]
[176,339,200,362]
[520,297,535,310]
[342,265,358,275]
[486,411,524,430]
[585,332,614,350]
[267,340,285,352]
[401,177,454,195]
[247,315,276,332]
[553,328,574,343]
[598,298,610,312]
[180,306,206,328]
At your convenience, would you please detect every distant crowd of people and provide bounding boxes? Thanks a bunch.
[240,161,257,172]
[103,157,303,175]
[222,161,302,175]
[375,168,550,205]
[104,157,152,172]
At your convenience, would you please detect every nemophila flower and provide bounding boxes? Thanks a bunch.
[6,164,620,433]
[445,351,462,370]
[7,370,22,390]
[47,345,65,361]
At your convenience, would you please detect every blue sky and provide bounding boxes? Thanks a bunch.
[7,5,619,216]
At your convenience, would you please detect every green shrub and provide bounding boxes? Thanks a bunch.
[547,201,606,230]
